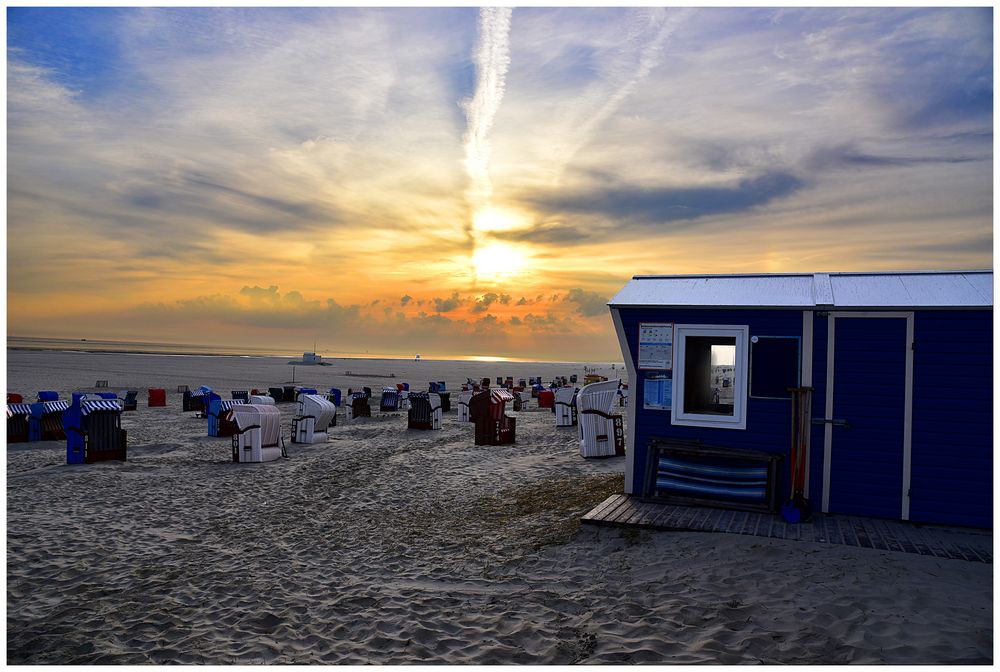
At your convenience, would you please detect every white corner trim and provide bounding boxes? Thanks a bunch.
[822,315,835,513]
[902,313,914,520]
[801,311,814,499]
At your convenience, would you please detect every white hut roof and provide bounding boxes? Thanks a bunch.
[608,270,992,310]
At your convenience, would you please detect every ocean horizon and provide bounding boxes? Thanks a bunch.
[6,336,621,366]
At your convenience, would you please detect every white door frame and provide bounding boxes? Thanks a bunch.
[821,311,914,519]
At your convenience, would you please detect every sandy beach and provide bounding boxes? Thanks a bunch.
[6,349,992,664]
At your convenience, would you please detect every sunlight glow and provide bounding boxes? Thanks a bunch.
[472,242,528,279]
[472,206,529,233]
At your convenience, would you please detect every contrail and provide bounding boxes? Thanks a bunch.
[462,7,513,245]
[552,8,689,180]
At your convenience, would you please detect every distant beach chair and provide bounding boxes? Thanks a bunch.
[7,393,24,404]
[7,403,32,443]
[283,386,297,402]
[470,389,516,446]
[229,404,285,463]
[148,388,167,407]
[577,380,625,458]
[457,390,474,423]
[28,399,69,441]
[95,380,108,388]
[231,390,250,402]
[292,393,337,444]
[268,387,284,402]
[399,390,411,411]
[183,389,207,413]
[64,394,126,464]
[536,389,555,409]
[346,392,371,421]
[407,392,442,430]
[618,385,629,408]
[327,388,342,407]
[513,390,532,411]
[177,385,190,393]
[438,391,452,413]
[121,390,138,412]
[249,394,276,405]
[380,387,400,412]
[37,391,59,402]
[555,387,578,427]
[207,395,247,437]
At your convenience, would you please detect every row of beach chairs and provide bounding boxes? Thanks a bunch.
[7,380,626,465]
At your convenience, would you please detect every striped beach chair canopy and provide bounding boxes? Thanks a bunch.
[81,399,123,415]
[218,400,248,412]
[7,403,33,418]
[301,394,337,429]
[41,400,71,413]
[198,386,213,396]
[229,404,282,446]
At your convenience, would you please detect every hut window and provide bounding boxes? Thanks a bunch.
[671,325,749,430]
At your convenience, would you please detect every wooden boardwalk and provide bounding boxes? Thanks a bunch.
[582,494,992,563]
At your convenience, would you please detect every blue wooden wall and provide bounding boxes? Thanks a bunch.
[617,308,802,498]
[618,307,993,529]
[909,310,992,528]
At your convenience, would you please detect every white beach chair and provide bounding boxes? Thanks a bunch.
[577,380,625,458]
[457,390,474,422]
[292,394,337,444]
[229,404,284,462]
[249,394,276,405]
[554,387,578,427]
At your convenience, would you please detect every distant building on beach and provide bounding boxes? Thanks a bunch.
[288,352,330,366]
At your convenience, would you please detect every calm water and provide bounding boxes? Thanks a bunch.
[7,336,619,366]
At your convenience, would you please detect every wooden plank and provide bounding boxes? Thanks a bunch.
[582,494,626,522]
[621,501,652,526]
[583,495,631,525]
[609,497,641,524]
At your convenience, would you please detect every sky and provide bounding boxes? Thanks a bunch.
[5,7,994,361]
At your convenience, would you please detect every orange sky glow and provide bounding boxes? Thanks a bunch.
[6,8,993,361]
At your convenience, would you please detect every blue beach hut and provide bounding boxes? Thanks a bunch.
[608,270,992,528]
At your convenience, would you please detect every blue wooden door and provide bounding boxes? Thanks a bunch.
[827,316,909,519]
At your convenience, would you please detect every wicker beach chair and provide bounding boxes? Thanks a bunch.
[64,396,127,464]
[292,394,337,443]
[577,380,625,458]
[28,400,69,441]
[148,389,167,407]
[121,390,138,411]
[380,387,400,412]
[554,387,578,427]
[230,404,285,462]
[457,390,474,422]
[347,392,371,421]
[407,392,442,430]
[469,389,516,446]
[7,403,32,443]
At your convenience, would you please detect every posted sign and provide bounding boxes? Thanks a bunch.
[637,323,674,370]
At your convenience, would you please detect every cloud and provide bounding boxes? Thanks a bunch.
[564,288,609,317]
[470,291,511,313]
[462,7,513,213]
[524,171,805,227]
[431,292,464,313]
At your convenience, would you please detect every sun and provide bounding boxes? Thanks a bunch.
[472,242,528,279]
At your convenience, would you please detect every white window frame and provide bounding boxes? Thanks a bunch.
[671,324,749,430]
